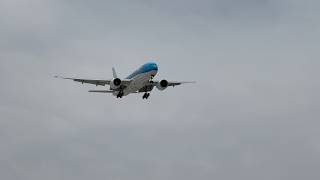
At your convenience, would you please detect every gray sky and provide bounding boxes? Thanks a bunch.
[1,0,320,180]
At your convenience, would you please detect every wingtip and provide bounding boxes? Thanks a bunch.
[54,75,65,79]
[184,81,196,84]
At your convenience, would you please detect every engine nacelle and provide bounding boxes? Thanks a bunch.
[156,80,169,91]
[110,78,122,90]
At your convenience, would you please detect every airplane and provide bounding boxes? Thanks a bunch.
[55,62,195,99]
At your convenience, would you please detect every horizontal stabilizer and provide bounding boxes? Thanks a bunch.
[88,90,115,93]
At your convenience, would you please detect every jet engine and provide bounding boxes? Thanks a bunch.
[156,80,169,91]
[110,78,122,90]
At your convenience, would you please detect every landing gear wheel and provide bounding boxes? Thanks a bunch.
[117,91,124,98]
[142,93,150,99]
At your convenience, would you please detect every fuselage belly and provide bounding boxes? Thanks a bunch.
[113,63,158,97]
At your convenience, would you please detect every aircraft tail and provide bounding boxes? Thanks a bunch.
[112,67,117,78]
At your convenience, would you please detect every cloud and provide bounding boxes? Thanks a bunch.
[0,0,319,180]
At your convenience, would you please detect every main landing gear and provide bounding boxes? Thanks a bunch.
[117,91,124,98]
[142,93,150,99]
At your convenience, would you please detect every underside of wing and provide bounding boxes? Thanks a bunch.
[55,76,110,86]
[142,80,195,91]
[55,76,131,87]
[147,80,196,87]
[167,81,196,86]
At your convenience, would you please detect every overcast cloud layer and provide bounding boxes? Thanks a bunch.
[1,0,320,180]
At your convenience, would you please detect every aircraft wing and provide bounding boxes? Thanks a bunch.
[55,76,131,86]
[166,81,196,87]
[148,81,196,87]
[55,76,110,86]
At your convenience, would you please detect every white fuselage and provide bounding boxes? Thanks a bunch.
[112,70,157,96]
